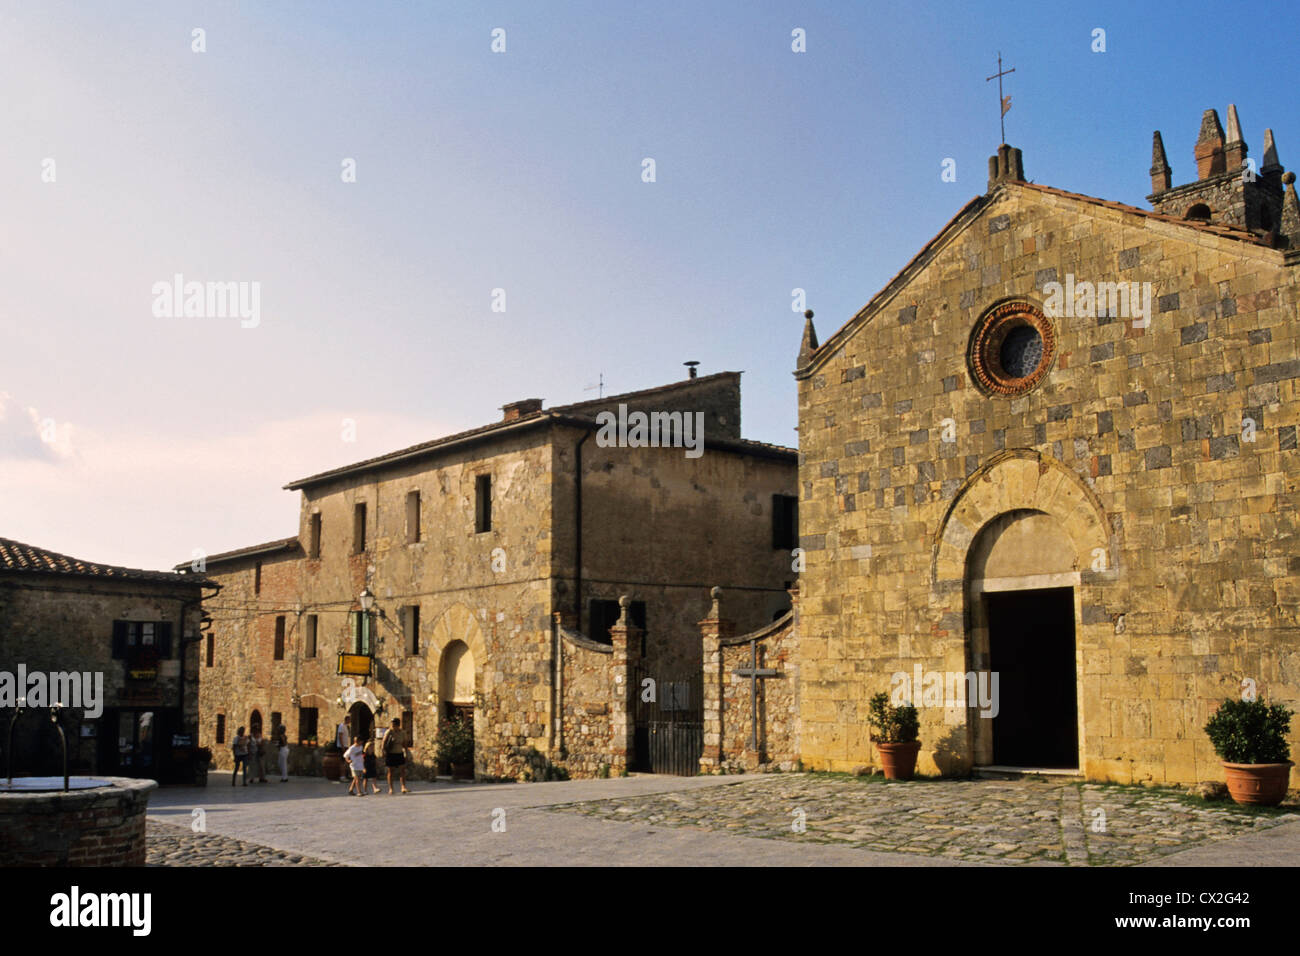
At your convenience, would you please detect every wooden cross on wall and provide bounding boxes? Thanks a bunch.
[732,640,777,752]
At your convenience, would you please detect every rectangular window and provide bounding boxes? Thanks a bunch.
[406,490,421,543]
[274,616,286,660]
[403,605,420,656]
[475,474,492,533]
[402,708,414,746]
[305,615,318,658]
[309,512,322,559]
[111,621,174,659]
[772,493,799,550]
[353,502,367,553]
[587,599,646,647]
[350,611,373,656]
[298,706,318,745]
[206,631,214,667]
[216,714,226,744]
[270,711,282,736]
[255,561,262,595]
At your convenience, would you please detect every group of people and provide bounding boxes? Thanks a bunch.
[229,723,289,785]
[338,714,411,796]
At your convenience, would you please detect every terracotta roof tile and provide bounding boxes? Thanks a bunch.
[0,537,210,586]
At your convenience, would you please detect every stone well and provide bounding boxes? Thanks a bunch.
[0,776,156,866]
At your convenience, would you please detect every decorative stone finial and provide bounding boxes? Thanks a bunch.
[1262,129,1282,174]
[797,310,819,366]
[708,586,722,620]
[616,594,630,625]
[1150,131,1172,194]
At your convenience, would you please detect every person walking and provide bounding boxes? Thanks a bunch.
[274,723,290,782]
[231,726,250,786]
[362,737,381,794]
[382,717,410,794]
[343,736,367,796]
[333,715,351,783]
[251,727,268,782]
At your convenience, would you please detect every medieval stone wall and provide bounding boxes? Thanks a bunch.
[796,181,1300,787]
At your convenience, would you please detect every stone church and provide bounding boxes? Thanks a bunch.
[791,105,1300,787]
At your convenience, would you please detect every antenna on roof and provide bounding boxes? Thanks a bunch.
[584,372,605,399]
[684,361,700,379]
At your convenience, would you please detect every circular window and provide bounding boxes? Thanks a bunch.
[969,300,1056,395]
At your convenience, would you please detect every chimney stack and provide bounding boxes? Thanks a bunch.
[986,143,1026,191]
[502,398,543,422]
[684,361,700,379]
[1194,108,1227,179]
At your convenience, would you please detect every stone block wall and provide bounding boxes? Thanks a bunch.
[795,180,1300,787]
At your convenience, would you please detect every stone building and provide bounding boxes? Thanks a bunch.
[187,371,797,779]
[790,105,1300,787]
[0,538,212,781]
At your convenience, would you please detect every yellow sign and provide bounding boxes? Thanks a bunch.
[337,653,372,677]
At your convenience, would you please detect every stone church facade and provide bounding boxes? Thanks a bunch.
[187,372,797,780]
[790,106,1300,787]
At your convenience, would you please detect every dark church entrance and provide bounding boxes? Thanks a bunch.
[348,702,373,743]
[984,587,1078,769]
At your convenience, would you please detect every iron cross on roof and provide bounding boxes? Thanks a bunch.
[986,52,1015,144]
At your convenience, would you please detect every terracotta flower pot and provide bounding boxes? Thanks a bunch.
[876,741,921,781]
[322,753,344,782]
[1221,761,1293,806]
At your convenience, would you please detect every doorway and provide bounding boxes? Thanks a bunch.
[347,702,373,744]
[984,587,1078,768]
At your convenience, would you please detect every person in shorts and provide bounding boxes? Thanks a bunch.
[382,718,410,794]
[362,737,381,794]
[343,736,367,796]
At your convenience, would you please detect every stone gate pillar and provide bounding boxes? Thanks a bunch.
[698,587,734,773]
[607,595,641,774]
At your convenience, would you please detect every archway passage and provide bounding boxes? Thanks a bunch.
[347,701,373,744]
[985,587,1079,768]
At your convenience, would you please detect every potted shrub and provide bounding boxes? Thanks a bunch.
[1204,698,1294,806]
[868,692,921,780]
[321,741,345,782]
[436,717,475,780]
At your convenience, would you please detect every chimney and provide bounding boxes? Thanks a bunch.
[1223,104,1248,174]
[1150,131,1172,193]
[501,398,543,422]
[986,143,1025,191]
[1194,108,1227,179]
[684,361,700,379]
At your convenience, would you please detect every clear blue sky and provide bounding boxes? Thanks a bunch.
[2,0,1297,568]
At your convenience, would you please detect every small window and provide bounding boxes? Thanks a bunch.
[111,621,173,659]
[402,708,414,746]
[270,711,282,735]
[403,605,420,656]
[250,710,263,737]
[772,494,799,550]
[216,714,226,744]
[305,615,318,658]
[406,490,421,543]
[1185,203,1212,222]
[309,512,322,559]
[205,631,214,667]
[254,561,262,595]
[353,503,367,553]
[274,616,286,660]
[475,474,492,533]
[298,706,319,745]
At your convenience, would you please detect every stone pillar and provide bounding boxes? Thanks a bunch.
[698,587,734,773]
[606,596,641,775]
[551,610,576,761]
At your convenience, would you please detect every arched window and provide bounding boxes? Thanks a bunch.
[249,710,263,737]
[1185,203,1212,222]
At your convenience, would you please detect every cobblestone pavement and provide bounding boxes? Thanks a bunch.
[545,774,1300,866]
[147,820,343,866]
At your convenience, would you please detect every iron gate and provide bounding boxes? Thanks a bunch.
[632,665,702,775]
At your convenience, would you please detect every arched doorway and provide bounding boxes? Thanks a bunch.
[347,701,373,745]
[439,640,475,725]
[249,710,262,738]
[966,509,1080,769]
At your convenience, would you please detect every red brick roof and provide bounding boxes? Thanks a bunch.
[0,537,209,586]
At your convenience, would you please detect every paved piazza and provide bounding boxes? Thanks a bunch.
[144,773,1300,867]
